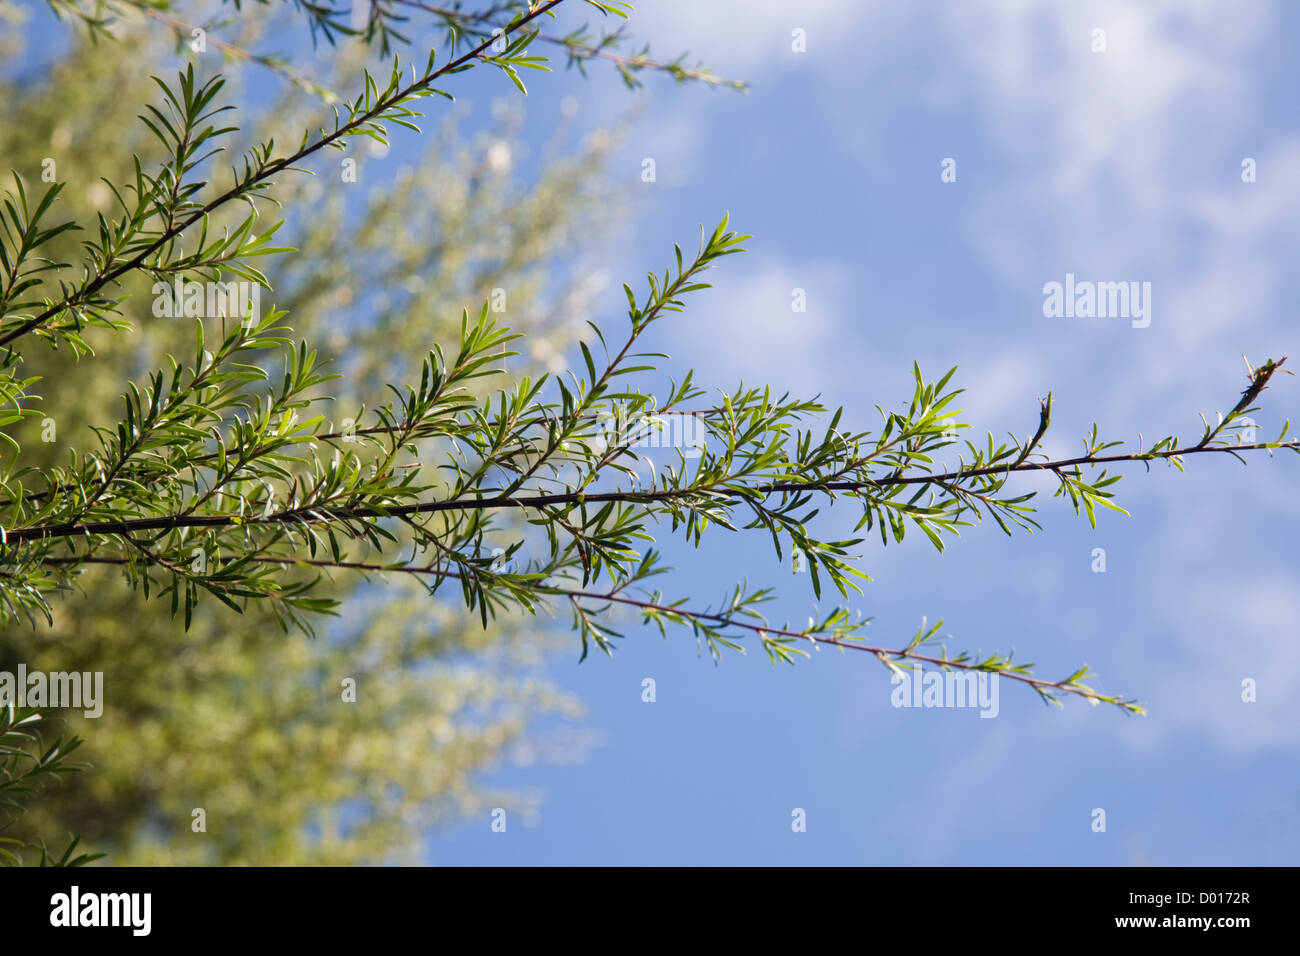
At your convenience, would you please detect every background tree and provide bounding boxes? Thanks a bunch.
[1,0,631,864]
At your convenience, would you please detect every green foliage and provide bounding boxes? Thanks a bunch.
[2,1,618,864]
[0,706,103,867]
[47,0,743,94]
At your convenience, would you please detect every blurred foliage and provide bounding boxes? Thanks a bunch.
[1,1,617,864]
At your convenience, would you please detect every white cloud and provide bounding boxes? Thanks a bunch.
[945,0,1292,407]
[669,258,858,397]
[1122,575,1300,753]
[627,0,871,74]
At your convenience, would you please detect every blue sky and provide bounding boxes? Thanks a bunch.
[431,0,1300,865]
[17,0,1300,864]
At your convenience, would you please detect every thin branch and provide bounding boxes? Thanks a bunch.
[7,435,1296,545]
[0,406,718,511]
[137,3,341,101]
[43,552,1140,710]
[0,0,567,350]
[392,0,747,89]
